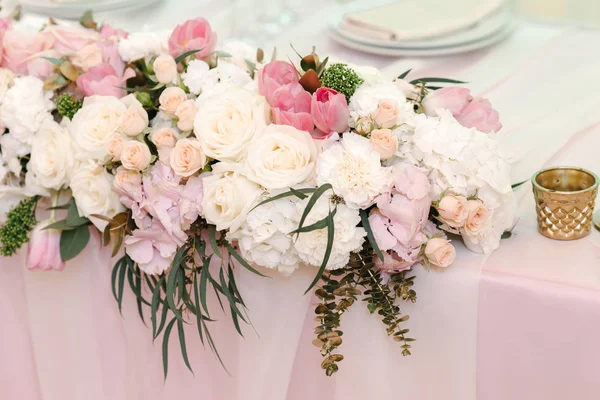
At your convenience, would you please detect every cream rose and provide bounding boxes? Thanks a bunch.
[70,161,125,231]
[106,134,124,161]
[425,238,456,268]
[370,129,398,160]
[246,124,317,189]
[373,98,400,129]
[120,140,152,171]
[114,167,142,189]
[438,194,469,228]
[159,87,186,116]
[194,87,270,162]
[175,100,197,132]
[202,162,263,232]
[170,138,207,177]
[71,95,127,161]
[150,127,178,148]
[154,54,177,84]
[71,43,102,71]
[464,200,490,235]
[117,103,149,137]
[28,120,75,190]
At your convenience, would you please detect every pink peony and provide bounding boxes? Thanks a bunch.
[258,61,299,104]
[76,63,135,98]
[1,30,56,78]
[100,24,129,40]
[168,18,216,61]
[310,87,349,139]
[422,87,472,117]
[43,24,101,56]
[125,220,179,276]
[391,165,430,200]
[98,40,126,76]
[455,97,502,133]
[270,82,313,132]
[27,220,65,271]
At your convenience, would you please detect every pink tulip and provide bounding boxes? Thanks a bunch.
[455,97,502,133]
[0,18,12,64]
[310,87,349,139]
[76,63,135,98]
[258,61,299,104]
[27,220,65,271]
[1,30,56,77]
[98,41,126,76]
[168,18,216,61]
[422,87,472,117]
[270,82,313,132]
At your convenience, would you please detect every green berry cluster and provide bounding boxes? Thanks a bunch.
[56,94,83,120]
[320,63,364,102]
[0,197,38,257]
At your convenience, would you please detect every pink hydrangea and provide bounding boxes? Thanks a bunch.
[125,220,179,275]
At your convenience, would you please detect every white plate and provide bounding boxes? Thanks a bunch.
[335,5,513,50]
[21,0,161,19]
[329,20,516,57]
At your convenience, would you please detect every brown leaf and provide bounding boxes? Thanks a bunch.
[111,229,124,258]
[43,75,68,91]
[256,48,264,63]
[299,69,321,94]
[60,61,80,82]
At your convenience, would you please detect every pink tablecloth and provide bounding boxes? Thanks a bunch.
[3,17,600,400]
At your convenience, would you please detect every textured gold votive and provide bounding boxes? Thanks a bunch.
[532,167,599,240]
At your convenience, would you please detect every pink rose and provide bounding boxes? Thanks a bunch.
[369,129,398,160]
[373,99,400,129]
[270,82,313,132]
[168,18,216,61]
[422,87,472,117]
[310,87,350,139]
[464,199,490,235]
[27,220,65,271]
[1,31,56,77]
[76,64,135,98]
[455,97,502,133]
[125,220,179,275]
[258,61,299,104]
[99,41,126,76]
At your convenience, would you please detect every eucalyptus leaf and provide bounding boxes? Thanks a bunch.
[162,318,177,380]
[290,207,337,234]
[199,257,211,316]
[397,68,412,80]
[219,268,247,324]
[360,209,384,261]
[289,187,308,200]
[192,271,205,345]
[41,56,62,65]
[215,51,232,58]
[175,49,202,64]
[43,220,75,231]
[177,319,194,374]
[511,180,529,189]
[225,242,268,278]
[296,183,332,235]
[409,77,466,85]
[250,188,316,212]
[116,253,127,314]
[151,276,165,340]
[208,225,222,258]
[166,258,185,322]
[305,209,335,294]
[59,225,90,261]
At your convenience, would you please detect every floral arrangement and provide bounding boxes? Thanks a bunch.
[0,12,513,377]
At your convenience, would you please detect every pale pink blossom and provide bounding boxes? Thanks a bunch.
[43,24,100,55]
[168,18,216,61]
[179,176,203,230]
[99,24,129,41]
[437,194,468,228]
[27,220,65,271]
[76,64,135,98]
[0,18,12,65]
[455,97,502,133]
[424,238,456,268]
[258,61,299,104]
[422,87,472,117]
[125,220,179,275]
[391,165,430,200]
[1,30,56,78]
[310,87,349,139]
[270,82,313,132]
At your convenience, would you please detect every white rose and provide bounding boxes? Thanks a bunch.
[70,161,125,231]
[71,95,127,161]
[202,162,263,232]
[118,30,170,62]
[170,138,207,177]
[153,54,178,84]
[194,87,270,162]
[120,140,152,171]
[28,120,75,190]
[175,100,197,132]
[106,134,124,161]
[159,87,187,117]
[117,103,149,137]
[246,124,317,189]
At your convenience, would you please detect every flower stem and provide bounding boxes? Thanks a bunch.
[50,190,60,223]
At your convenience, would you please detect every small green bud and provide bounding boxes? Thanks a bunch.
[0,197,38,257]
[56,94,83,120]
[320,63,364,102]
[136,91,154,108]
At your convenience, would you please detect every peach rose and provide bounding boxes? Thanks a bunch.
[355,116,373,135]
[464,200,490,235]
[170,138,206,177]
[369,128,398,160]
[175,99,197,131]
[425,238,455,268]
[373,99,400,129]
[120,140,152,171]
[150,127,178,148]
[154,54,177,84]
[106,133,124,161]
[159,87,186,117]
[114,167,142,189]
[117,104,149,137]
[438,194,468,228]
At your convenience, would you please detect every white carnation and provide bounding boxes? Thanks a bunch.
[183,60,252,96]
[182,60,212,95]
[118,30,170,62]
[348,82,406,125]
[316,132,392,209]
[348,64,385,86]
[293,196,365,270]
[0,76,54,146]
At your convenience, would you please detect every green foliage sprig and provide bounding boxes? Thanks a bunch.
[0,197,38,257]
[56,94,83,119]
[320,63,363,102]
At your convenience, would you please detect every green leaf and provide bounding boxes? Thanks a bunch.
[177,319,194,374]
[46,204,70,211]
[250,188,316,212]
[208,225,222,258]
[43,220,76,231]
[202,317,230,374]
[116,254,127,314]
[59,225,90,261]
[199,257,211,317]
[296,184,332,236]
[360,209,384,262]
[501,231,512,239]
[151,276,165,340]
[67,200,90,227]
[42,56,62,65]
[175,49,202,64]
[397,68,412,80]
[134,269,146,324]
[166,257,185,322]
[219,267,247,325]
[304,209,335,294]
[290,207,337,234]
[79,9,94,24]
[409,77,466,85]
[215,51,232,58]
[111,257,124,303]
[225,242,268,278]
[162,317,177,380]
[227,264,245,307]
[289,187,308,200]
[511,180,529,190]
[192,271,205,345]
[155,297,170,340]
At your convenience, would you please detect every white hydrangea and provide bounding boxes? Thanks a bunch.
[293,196,366,270]
[0,76,54,146]
[228,192,301,275]
[348,81,407,125]
[183,60,252,96]
[219,39,259,71]
[316,132,392,209]
[348,64,385,86]
[118,30,171,62]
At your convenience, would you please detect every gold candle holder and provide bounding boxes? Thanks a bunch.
[532,167,599,240]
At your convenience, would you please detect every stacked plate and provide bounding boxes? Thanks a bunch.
[20,0,161,19]
[330,0,516,57]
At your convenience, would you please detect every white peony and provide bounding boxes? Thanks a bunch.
[316,132,392,209]
[118,30,171,62]
[70,161,125,231]
[194,87,270,162]
[70,95,127,161]
[246,124,318,189]
[201,162,263,232]
[183,60,253,96]
[293,196,366,270]
[348,82,411,128]
[28,120,75,190]
[0,76,54,146]
[228,191,301,275]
